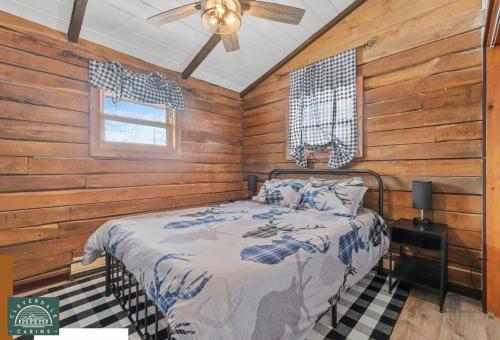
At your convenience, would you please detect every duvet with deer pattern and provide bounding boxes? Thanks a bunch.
[82,200,389,340]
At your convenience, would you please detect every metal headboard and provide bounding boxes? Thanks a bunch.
[267,168,384,217]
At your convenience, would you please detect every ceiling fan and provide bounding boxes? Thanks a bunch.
[147,0,306,78]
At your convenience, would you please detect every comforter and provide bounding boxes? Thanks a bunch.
[83,201,389,340]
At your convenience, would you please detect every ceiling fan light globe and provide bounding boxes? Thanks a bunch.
[209,15,219,25]
[201,0,241,35]
[220,16,241,34]
[225,12,237,25]
[202,10,220,33]
[215,5,226,16]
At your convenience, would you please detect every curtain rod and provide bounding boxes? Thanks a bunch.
[273,35,378,81]
[57,50,198,95]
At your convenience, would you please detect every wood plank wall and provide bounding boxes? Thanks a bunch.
[242,0,485,291]
[0,12,245,291]
[486,45,500,314]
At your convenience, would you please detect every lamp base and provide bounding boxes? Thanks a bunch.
[413,217,431,226]
[248,191,256,200]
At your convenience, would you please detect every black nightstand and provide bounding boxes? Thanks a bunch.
[389,219,448,312]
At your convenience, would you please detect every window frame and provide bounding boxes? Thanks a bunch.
[90,87,181,160]
[285,69,364,162]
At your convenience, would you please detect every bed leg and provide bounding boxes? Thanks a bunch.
[115,258,120,298]
[105,253,111,297]
[166,324,172,340]
[128,272,133,316]
[135,282,140,328]
[111,257,115,293]
[331,303,338,328]
[154,306,159,340]
[143,293,150,339]
[121,263,126,306]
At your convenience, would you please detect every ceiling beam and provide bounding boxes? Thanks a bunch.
[68,0,88,43]
[182,34,222,79]
[239,0,366,97]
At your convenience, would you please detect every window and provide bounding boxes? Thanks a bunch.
[90,88,180,159]
[102,93,171,146]
[285,71,364,162]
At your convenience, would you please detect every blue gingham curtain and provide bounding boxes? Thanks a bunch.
[288,49,357,168]
[88,60,184,109]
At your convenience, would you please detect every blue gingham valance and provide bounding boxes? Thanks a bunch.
[288,49,357,169]
[89,60,184,109]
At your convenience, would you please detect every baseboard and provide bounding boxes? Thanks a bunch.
[14,269,70,295]
[448,282,482,300]
[70,266,105,280]
[70,256,105,277]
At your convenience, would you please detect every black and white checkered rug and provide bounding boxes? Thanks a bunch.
[30,269,409,340]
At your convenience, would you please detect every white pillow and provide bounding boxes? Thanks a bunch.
[253,179,306,206]
[292,181,367,216]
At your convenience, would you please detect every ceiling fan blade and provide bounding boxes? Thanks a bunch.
[147,2,201,26]
[182,34,222,79]
[245,1,305,25]
[222,32,240,52]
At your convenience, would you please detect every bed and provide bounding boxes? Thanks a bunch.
[82,169,389,340]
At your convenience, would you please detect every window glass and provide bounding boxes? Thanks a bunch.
[101,92,171,147]
[103,96,166,123]
[104,120,168,146]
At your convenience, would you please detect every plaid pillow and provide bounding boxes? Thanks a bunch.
[253,179,306,206]
[264,190,283,205]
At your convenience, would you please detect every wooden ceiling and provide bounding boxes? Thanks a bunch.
[0,0,355,92]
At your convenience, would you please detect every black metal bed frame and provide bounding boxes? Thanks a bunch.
[105,254,170,339]
[104,168,385,339]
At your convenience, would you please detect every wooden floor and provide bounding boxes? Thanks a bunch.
[392,288,500,340]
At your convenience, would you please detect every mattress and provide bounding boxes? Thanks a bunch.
[83,200,389,340]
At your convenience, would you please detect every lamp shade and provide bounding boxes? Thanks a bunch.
[247,174,258,194]
[412,181,432,210]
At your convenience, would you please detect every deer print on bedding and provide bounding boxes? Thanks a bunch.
[164,214,241,229]
[181,207,248,217]
[105,225,134,258]
[329,212,390,307]
[251,207,290,219]
[243,219,326,239]
[148,253,212,314]
[82,200,389,339]
[240,234,331,264]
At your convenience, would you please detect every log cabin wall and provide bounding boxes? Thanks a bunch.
[242,0,485,292]
[0,12,245,292]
